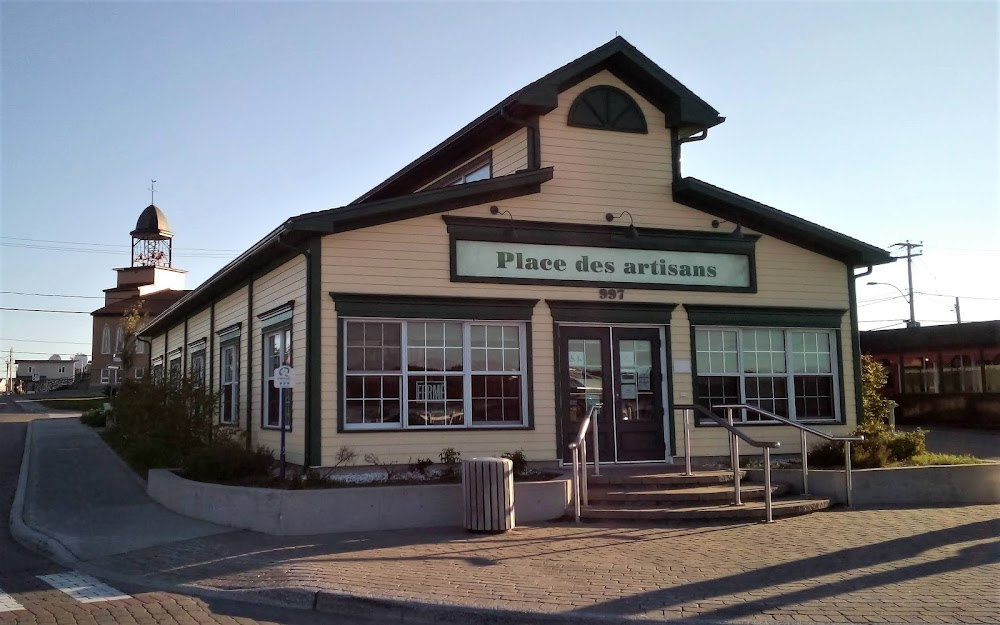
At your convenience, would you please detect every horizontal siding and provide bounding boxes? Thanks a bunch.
[149,335,165,363]
[213,287,250,433]
[251,256,307,465]
[186,308,211,348]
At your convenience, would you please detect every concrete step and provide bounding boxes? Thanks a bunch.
[587,469,743,487]
[589,483,790,504]
[581,497,832,521]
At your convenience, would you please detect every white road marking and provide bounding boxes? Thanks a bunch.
[0,588,25,612]
[38,572,131,603]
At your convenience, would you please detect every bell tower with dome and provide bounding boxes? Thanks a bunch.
[89,200,189,387]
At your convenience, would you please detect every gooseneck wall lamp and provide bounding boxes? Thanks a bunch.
[490,205,517,239]
[867,281,919,328]
[606,211,638,239]
[711,218,744,239]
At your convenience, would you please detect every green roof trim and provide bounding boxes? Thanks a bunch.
[673,177,894,267]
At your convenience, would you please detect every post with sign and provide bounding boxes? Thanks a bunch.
[274,364,295,480]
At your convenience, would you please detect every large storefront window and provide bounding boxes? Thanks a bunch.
[902,356,937,393]
[694,327,839,422]
[344,319,527,430]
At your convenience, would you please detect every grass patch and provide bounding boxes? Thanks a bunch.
[35,397,106,412]
[902,452,984,466]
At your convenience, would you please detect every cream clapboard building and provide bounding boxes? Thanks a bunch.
[141,37,893,470]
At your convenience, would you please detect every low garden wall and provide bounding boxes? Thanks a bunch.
[147,470,572,535]
[747,463,1000,506]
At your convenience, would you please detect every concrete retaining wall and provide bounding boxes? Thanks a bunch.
[147,470,571,535]
[747,463,1000,505]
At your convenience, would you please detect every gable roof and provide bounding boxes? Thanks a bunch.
[353,36,724,204]
[92,290,189,317]
[673,177,894,267]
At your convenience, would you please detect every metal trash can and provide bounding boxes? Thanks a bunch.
[462,457,515,532]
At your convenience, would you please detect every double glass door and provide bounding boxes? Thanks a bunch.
[561,326,666,463]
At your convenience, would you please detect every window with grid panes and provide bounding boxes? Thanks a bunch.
[343,319,526,430]
[694,327,839,422]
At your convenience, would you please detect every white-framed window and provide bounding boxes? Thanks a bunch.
[115,327,125,353]
[263,325,292,430]
[58,366,66,374]
[219,341,240,425]
[694,327,840,423]
[100,368,110,384]
[446,162,490,186]
[27,366,34,373]
[134,367,144,379]
[343,318,528,430]
[101,325,111,354]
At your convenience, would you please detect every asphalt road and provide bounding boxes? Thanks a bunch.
[0,397,380,625]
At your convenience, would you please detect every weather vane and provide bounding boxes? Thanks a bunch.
[149,179,157,204]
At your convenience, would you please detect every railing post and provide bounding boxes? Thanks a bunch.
[801,429,810,495]
[580,437,589,506]
[762,447,773,523]
[844,440,854,508]
[571,446,581,523]
[592,405,601,477]
[727,408,743,506]
[888,401,898,430]
[683,408,693,476]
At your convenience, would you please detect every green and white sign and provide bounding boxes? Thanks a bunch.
[454,240,751,288]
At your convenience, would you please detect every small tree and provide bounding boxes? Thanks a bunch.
[119,302,149,375]
[860,354,893,425]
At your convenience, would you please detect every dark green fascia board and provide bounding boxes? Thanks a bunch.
[290,168,554,234]
[332,292,538,321]
[354,36,722,204]
[684,304,847,329]
[673,177,895,268]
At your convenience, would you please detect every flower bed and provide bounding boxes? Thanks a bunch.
[147,468,572,535]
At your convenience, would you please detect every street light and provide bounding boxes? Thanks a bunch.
[867,281,919,328]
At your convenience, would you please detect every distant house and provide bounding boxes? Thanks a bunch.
[90,204,188,387]
[15,355,79,393]
[861,320,1000,427]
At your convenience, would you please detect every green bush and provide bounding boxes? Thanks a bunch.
[80,407,108,428]
[501,449,528,478]
[181,439,274,483]
[104,376,221,476]
[439,447,461,481]
[808,420,928,469]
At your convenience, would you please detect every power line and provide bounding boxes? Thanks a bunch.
[1,291,103,299]
[0,307,91,314]
[914,291,1000,302]
[0,242,235,258]
[0,236,240,253]
[0,338,91,345]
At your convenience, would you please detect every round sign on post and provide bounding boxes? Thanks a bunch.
[274,365,295,388]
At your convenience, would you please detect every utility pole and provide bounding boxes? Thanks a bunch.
[954,297,962,324]
[892,241,923,328]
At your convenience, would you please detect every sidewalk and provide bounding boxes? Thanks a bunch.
[12,419,1000,625]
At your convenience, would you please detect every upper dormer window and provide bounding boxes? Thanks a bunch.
[568,86,647,134]
[430,152,492,190]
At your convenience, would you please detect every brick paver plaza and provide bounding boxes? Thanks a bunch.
[97,505,999,624]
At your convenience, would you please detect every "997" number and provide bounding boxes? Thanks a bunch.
[598,288,624,300]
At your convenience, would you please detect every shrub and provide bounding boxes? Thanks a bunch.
[410,457,434,475]
[906,452,983,466]
[808,420,928,468]
[181,440,274,483]
[439,447,461,480]
[80,406,108,428]
[501,449,528,478]
[104,376,219,476]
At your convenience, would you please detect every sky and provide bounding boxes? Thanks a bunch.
[2,1,997,366]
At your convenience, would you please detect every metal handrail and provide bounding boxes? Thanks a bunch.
[713,403,864,507]
[674,404,780,522]
[568,403,602,523]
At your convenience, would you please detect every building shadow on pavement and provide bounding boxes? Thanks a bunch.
[570,517,999,620]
